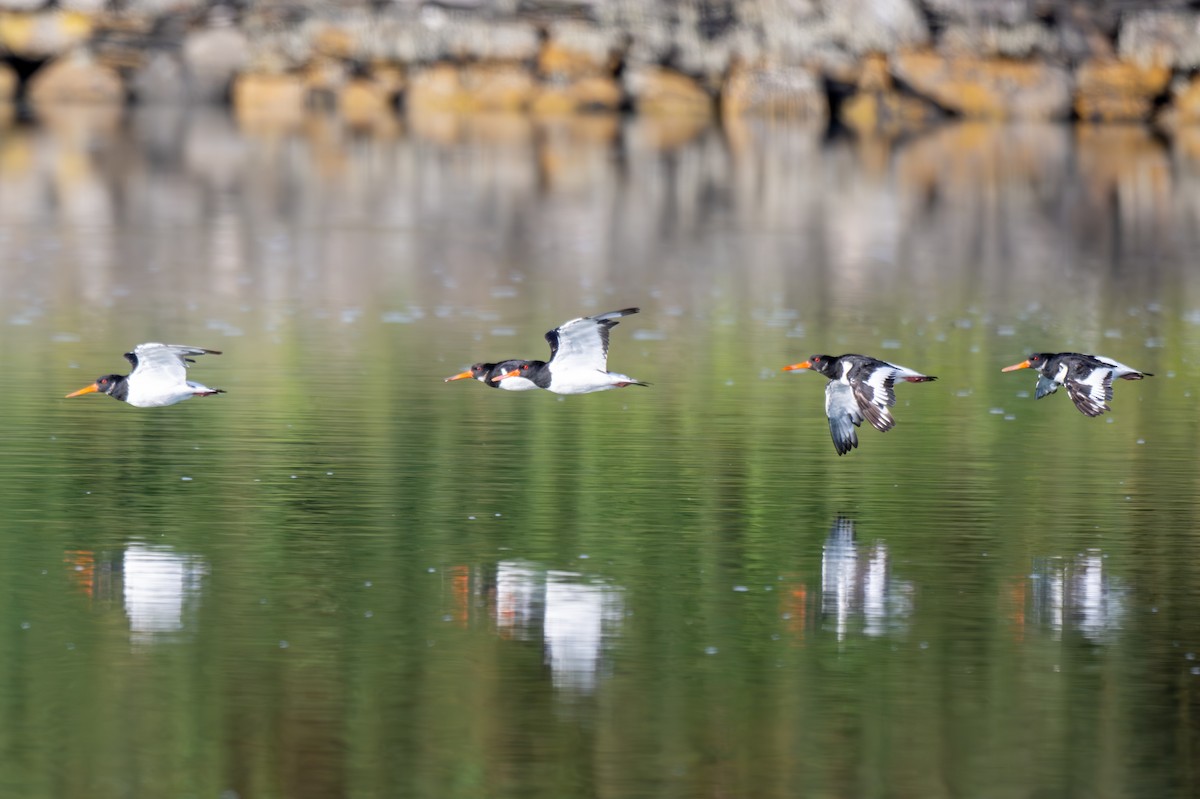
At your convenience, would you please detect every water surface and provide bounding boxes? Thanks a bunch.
[1,108,1199,798]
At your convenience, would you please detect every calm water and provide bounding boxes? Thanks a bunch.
[1,107,1199,798]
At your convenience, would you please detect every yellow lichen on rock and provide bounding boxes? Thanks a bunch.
[627,67,712,118]
[231,72,306,125]
[531,76,622,115]
[1074,59,1170,121]
[893,50,1072,120]
[28,53,122,104]
[721,61,827,121]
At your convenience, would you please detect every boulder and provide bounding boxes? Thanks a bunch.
[182,22,250,103]
[840,56,938,133]
[0,10,93,59]
[892,50,1072,120]
[28,53,123,104]
[129,51,186,103]
[625,66,712,117]
[231,72,306,122]
[1155,74,1200,127]
[531,76,622,115]
[339,78,394,125]
[1118,11,1200,69]
[0,61,17,102]
[827,0,929,54]
[538,22,617,80]
[721,61,827,121]
[407,62,537,113]
[1074,58,1170,122]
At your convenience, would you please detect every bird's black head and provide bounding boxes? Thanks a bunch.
[66,374,127,401]
[804,355,841,378]
[95,374,126,396]
[1002,353,1054,375]
[1026,353,1053,368]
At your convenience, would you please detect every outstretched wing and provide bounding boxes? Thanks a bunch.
[849,366,897,433]
[825,381,864,456]
[126,343,221,383]
[1064,368,1113,417]
[544,307,639,373]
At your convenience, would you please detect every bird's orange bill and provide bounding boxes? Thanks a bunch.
[1001,360,1032,372]
[444,370,475,382]
[491,369,521,382]
[781,361,812,372]
[65,383,99,398]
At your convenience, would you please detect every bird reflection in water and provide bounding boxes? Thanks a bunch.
[1020,550,1127,643]
[442,560,624,694]
[821,517,914,641]
[64,545,207,647]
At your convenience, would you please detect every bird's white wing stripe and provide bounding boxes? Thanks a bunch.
[548,318,609,374]
[129,343,218,385]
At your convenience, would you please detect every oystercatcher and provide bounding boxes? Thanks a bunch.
[65,343,224,408]
[1001,352,1152,417]
[492,308,647,394]
[444,360,539,391]
[782,354,937,455]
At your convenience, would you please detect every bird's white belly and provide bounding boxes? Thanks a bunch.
[126,383,198,407]
[547,370,620,394]
[495,377,540,391]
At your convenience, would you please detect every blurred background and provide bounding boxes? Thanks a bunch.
[2,2,1200,798]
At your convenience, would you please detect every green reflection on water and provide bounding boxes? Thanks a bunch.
[0,111,1197,798]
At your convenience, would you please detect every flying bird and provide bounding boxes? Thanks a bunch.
[783,354,937,455]
[1001,352,1152,417]
[66,343,224,408]
[489,308,648,394]
[444,360,539,391]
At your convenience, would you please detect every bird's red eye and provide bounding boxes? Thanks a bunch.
[813,356,820,362]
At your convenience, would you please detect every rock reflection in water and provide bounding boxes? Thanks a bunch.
[821,517,914,641]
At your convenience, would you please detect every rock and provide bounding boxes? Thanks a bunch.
[1155,74,1200,127]
[28,52,124,104]
[1118,11,1200,69]
[939,23,1062,58]
[0,61,17,102]
[407,62,536,113]
[303,56,349,99]
[721,61,827,121]
[826,0,929,54]
[129,51,186,103]
[538,22,616,81]
[312,23,357,59]
[625,66,712,117]
[0,10,93,59]
[892,50,1072,120]
[1074,59,1170,122]
[922,0,1037,26]
[406,63,460,113]
[840,55,938,134]
[0,0,47,11]
[442,19,540,62]
[231,72,306,123]
[182,23,250,103]
[339,77,394,125]
[459,63,536,111]
[531,76,622,114]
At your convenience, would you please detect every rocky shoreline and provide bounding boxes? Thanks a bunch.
[5,1,1200,131]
